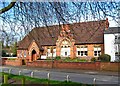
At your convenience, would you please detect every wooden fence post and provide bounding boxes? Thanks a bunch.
[9,69,11,74]
[4,75,8,84]
[66,75,70,82]
[47,73,50,85]
[19,71,21,75]
[93,78,96,86]
[31,71,34,77]
[22,77,25,86]
[47,73,50,80]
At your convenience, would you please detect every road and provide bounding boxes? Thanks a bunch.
[1,66,119,85]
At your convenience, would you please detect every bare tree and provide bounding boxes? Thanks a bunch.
[0,0,16,14]
[0,1,119,46]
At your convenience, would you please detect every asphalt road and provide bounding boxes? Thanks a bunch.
[1,66,119,85]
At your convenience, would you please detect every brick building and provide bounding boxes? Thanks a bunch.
[17,19,109,62]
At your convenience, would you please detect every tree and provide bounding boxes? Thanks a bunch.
[10,42,17,57]
[2,50,7,57]
[0,1,119,44]
[0,0,16,14]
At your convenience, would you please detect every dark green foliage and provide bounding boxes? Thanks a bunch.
[2,50,9,57]
[63,57,88,62]
[91,58,96,62]
[98,54,111,62]
[55,56,61,60]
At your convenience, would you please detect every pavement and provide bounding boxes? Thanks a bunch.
[1,65,119,76]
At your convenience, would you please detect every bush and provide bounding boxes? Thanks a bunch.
[55,56,61,60]
[63,57,88,62]
[8,58,16,60]
[91,58,96,62]
[98,54,111,62]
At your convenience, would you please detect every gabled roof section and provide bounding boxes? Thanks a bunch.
[104,27,120,34]
[17,20,106,49]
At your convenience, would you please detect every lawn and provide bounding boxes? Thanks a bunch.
[0,72,93,86]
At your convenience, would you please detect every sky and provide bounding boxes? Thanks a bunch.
[0,1,119,44]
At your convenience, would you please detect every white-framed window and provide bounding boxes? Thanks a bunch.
[77,46,88,56]
[47,47,56,57]
[19,51,22,58]
[53,48,56,57]
[24,51,26,57]
[60,40,70,57]
[47,48,51,57]
[94,46,101,57]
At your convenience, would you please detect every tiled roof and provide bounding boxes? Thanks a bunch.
[17,20,106,49]
[104,27,120,34]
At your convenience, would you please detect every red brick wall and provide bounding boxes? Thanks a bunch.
[54,61,100,70]
[26,61,119,72]
[100,62,120,71]
[27,60,52,68]
[27,60,100,70]
[4,59,22,66]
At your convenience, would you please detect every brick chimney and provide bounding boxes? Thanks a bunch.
[105,18,109,30]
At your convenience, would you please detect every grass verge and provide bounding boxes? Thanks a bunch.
[0,72,93,86]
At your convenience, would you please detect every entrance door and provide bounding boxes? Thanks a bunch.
[31,50,36,61]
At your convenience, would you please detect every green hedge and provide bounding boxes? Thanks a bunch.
[98,54,111,62]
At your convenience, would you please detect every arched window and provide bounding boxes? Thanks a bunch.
[60,40,71,57]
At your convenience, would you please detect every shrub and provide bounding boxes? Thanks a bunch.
[78,59,88,62]
[8,58,16,60]
[98,54,111,62]
[63,58,88,62]
[55,56,61,60]
[91,58,96,62]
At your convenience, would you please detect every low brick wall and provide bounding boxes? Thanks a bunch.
[100,62,120,72]
[27,60,100,70]
[54,61,100,70]
[0,58,8,65]
[27,60,53,68]
[26,60,119,72]
[4,59,22,66]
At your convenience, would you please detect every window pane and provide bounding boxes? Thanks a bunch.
[98,51,101,56]
[85,51,88,56]
[81,51,83,56]
[65,52,67,56]
[78,51,80,55]
[94,51,97,56]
